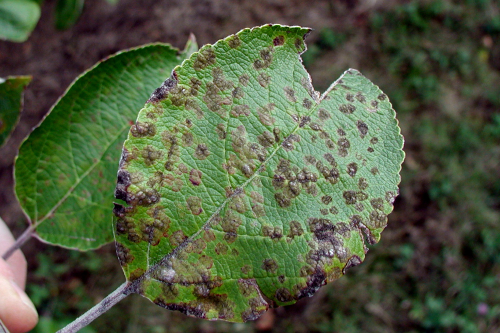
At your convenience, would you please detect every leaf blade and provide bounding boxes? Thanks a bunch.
[115,25,404,321]
[0,76,31,148]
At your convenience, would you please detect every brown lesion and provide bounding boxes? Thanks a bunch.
[186,196,203,215]
[253,47,273,70]
[193,46,216,71]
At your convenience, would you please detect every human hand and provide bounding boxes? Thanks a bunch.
[0,218,38,333]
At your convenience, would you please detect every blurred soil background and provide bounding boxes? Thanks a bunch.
[1,0,500,332]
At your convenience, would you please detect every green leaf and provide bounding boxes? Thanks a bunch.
[54,0,84,30]
[0,76,31,148]
[114,24,404,322]
[0,0,41,42]
[15,40,198,251]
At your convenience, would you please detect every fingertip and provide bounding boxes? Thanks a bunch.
[0,275,38,333]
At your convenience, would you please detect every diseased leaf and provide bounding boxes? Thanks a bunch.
[114,25,404,322]
[15,40,198,250]
[0,0,40,42]
[0,76,31,148]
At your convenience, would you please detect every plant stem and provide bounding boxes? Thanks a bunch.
[57,281,130,333]
[1,223,35,261]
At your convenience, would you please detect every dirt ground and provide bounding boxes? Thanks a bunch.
[1,0,500,332]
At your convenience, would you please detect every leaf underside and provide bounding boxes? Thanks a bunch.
[0,76,31,148]
[15,41,197,250]
[114,24,404,322]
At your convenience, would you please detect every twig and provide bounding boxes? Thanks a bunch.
[1,220,35,261]
[56,281,130,333]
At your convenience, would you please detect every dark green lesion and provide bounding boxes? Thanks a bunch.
[193,46,216,71]
[253,47,273,70]
[131,121,156,137]
[227,34,241,49]
[186,196,203,215]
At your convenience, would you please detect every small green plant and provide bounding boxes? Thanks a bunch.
[1,24,404,332]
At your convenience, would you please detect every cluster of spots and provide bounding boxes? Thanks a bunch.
[301,216,359,287]
[250,191,265,218]
[256,103,275,126]
[350,214,376,245]
[257,127,280,147]
[358,177,369,190]
[367,136,379,153]
[182,132,194,146]
[283,86,297,103]
[194,143,210,160]
[262,258,278,274]
[315,154,340,185]
[186,196,203,215]
[318,108,331,121]
[115,241,134,266]
[237,279,269,321]
[356,120,368,139]
[204,68,234,117]
[366,198,388,229]
[288,220,304,239]
[161,130,180,171]
[228,192,248,214]
[273,35,285,46]
[319,195,339,216]
[220,210,243,244]
[239,73,250,87]
[339,103,356,114]
[262,225,283,241]
[299,116,311,128]
[257,72,271,88]
[337,130,351,157]
[303,98,313,109]
[253,47,273,70]
[342,190,368,206]
[193,46,216,71]
[232,87,244,99]
[346,162,358,177]
[281,133,300,151]
[115,170,159,207]
[142,145,163,166]
[152,264,240,320]
[114,203,170,245]
[148,76,178,103]
[215,123,226,140]
[272,158,319,208]
[224,125,267,178]
[308,218,365,276]
[131,121,156,137]
[227,34,241,49]
[189,169,202,186]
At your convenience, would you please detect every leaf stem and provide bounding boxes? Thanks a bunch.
[56,281,130,333]
[1,222,35,261]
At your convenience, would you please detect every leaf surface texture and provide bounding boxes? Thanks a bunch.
[114,25,404,321]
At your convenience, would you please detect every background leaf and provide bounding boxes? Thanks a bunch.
[0,0,41,42]
[0,76,31,148]
[114,25,404,322]
[54,0,84,31]
[15,41,198,250]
